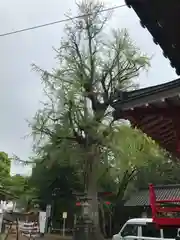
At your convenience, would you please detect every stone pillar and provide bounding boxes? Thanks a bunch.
[73,201,97,240]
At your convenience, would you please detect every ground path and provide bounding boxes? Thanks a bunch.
[1,233,72,240]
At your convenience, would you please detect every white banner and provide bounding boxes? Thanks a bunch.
[0,213,3,232]
[46,205,51,218]
[39,211,46,233]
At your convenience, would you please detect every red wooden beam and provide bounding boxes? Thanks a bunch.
[156,207,180,212]
[129,114,176,152]
[140,117,163,128]
[123,106,180,118]
[156,199,180,203]
[121,99,180,157]
[149,184,156,221]
[147,127,173,140]
[143,120,172,132]
[154,218,180,226]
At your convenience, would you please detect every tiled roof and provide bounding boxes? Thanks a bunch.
[125,184,180,207]
[112,77,180,109]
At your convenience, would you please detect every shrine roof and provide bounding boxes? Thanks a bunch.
[112,78,180,157]
[112,78,180,109]
[125,184,180,207]
[125,0,180,75]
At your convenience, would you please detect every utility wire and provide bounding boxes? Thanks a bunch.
[0,4,126,37]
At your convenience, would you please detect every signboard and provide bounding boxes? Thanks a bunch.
[62,212,67,219]
[62,212,67,236]
[46,204,51,218]
[39,211,46,233]
[0,213,3,233]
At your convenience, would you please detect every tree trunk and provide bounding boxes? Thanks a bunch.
[99,201,107,238]
[86,150,104,240]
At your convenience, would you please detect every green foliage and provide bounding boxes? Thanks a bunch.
[134,157,180,189]
[7,175,31,208]
[0,152,11,175]
[97,126,165,203]
[0,152,33,202]
[107,126,160,168]
[30,159,83,205]
[9,175,28,196]
[0,152,13,198]
[0,152,11,182]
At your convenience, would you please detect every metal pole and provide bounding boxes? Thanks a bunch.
[74,214,77,227]
[109,214,112,237]
[62,218,66,237]
[0,212,3,233]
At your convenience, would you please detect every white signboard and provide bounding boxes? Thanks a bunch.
[0,213,3,232]
[39,211,46,233]
[46,204,51,218]
[62,212,67,219]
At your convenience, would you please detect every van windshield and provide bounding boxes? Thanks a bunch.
[121,224,138,237]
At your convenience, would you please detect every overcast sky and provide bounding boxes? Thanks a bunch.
[0,0,177,175]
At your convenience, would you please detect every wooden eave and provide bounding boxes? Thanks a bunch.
[125,0,180,75]
[112,78,180,157]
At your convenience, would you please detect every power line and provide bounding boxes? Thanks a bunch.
[0,4,126,37]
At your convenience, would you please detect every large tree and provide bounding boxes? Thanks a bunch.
[31,1,149,239]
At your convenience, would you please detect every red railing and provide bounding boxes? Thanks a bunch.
[149,184,180,226]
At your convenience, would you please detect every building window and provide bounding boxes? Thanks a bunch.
[142,223,160,238]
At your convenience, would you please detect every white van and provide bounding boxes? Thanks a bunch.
[112,218,180,240]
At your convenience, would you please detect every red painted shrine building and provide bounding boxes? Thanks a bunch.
[112,0,180,226]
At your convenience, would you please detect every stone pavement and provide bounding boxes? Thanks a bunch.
[44,235,72,240]
[0,233,72,240]
[1,234,111,240]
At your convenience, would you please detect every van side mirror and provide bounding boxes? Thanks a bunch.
[121,232,126,237]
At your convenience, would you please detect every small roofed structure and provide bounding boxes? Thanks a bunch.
[124,184,180,220]
[149,184,180,226]
[112,78,180,158]
[125,184,180,207]
[125,0,180,75]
